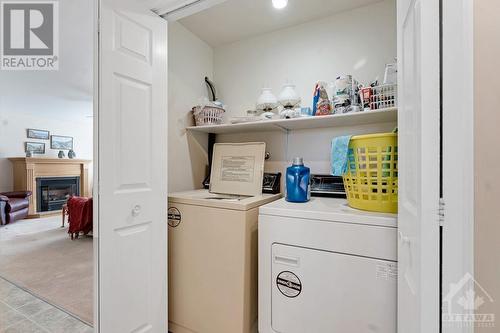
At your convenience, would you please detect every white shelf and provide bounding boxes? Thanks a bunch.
[186,107,397,134]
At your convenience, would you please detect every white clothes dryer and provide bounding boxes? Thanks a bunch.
[258,197,398,333]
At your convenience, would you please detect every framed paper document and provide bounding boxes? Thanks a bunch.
[209,142,266,196]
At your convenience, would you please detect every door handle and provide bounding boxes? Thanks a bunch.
[132,204,141,217]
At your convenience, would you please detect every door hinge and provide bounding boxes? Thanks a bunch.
[438,198,445,226]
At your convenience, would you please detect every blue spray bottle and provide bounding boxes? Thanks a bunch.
[286,157,310,203]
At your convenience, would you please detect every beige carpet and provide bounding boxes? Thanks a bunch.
[0,216,93,324]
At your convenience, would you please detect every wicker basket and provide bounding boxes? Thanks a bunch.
[343,133,398,213]
[192,105,225,126]
[370,84,397,110]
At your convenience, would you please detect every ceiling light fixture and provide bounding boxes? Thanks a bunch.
[272,0,288,10]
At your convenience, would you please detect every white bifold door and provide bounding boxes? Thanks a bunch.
[98,0,168,332]
[397,0,440,332]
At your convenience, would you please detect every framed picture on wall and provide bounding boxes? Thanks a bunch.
[50,135,74,150]
[25,142,46,154]
[27,128,50,140]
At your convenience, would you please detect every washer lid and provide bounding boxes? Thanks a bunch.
[168,189,281,211]
[259,197,397,228]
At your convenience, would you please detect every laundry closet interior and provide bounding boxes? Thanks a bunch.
[166,0,400,332]
[168,0,397,192]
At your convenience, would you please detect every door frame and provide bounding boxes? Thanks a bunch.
[92,0,100,329]
[90,0,475,331]
[154,0,228,19]
[442,0,474,332]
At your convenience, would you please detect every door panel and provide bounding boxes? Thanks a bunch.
[113,75,152,189]
[397,0,440,332]
[114,14,152,63]
[271,244,397,333]
[99,0,167,332]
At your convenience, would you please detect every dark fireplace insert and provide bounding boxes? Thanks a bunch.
[36,177,80,212]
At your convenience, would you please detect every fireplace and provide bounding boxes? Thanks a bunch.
[36,177,80,212]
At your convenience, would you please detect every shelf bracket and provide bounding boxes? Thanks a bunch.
[273,124,288,132]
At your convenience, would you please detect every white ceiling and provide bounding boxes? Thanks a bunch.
[178,0,384,47]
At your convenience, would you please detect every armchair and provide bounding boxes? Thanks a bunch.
[0,191,32,225]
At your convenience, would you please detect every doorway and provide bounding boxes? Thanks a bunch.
[0,0,95,331]
[0,1,472,331]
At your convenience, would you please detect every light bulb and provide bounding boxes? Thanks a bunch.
[272,0,288,9]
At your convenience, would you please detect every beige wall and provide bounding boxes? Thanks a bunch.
[474,0,500,331]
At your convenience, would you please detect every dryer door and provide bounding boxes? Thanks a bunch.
[271,244,397,333]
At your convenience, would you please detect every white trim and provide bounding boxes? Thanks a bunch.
[93,0,100,331]
[442,0,474,332]
[158,0,228,20]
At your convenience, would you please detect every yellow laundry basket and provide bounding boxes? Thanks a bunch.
[343,133,398,213]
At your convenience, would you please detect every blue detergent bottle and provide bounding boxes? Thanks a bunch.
[286,157,311,203]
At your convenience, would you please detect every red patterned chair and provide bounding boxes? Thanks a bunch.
[0,191,32,225]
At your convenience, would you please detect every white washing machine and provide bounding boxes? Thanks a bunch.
[168,190,281,333]
[258,197,397,333]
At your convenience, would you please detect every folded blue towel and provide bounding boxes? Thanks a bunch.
[331,135,352,176]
